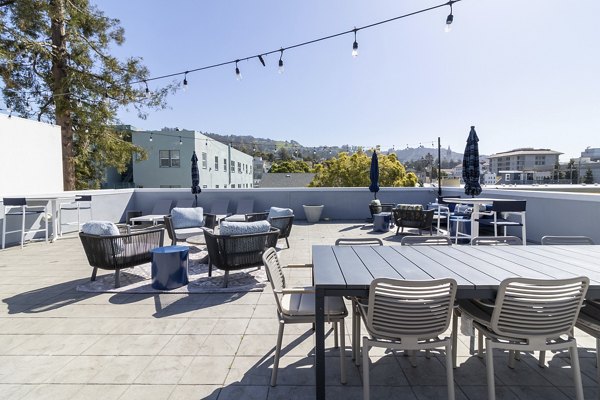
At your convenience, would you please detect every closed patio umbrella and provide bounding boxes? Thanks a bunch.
[462,126,482,197]
[369,151,380,199]
[191,151,201,207]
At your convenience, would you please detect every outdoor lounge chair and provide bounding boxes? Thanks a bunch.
[246,207,294,248]
[163,208,216,245]
[392,204,434,235]
[79,225,164,288]
[223,199,254,222]
[262,247,348,387]
[541,235,595,245]
[128,199,173,226]
[204,225,279,287]
[458,277,588,400]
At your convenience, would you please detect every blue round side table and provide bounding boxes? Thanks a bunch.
[150,245,189,290]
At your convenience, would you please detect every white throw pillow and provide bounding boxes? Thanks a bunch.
[267,207,293,220]
[219,220,271,236]
[81,221,120,236]
[171,207,204,229]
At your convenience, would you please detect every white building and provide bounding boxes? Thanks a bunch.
[132,128,254,189]
[0,115,63,195]
[488,148,561,177]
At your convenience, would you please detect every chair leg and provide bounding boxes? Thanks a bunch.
[485,338,496,400]
[452,311,458,368]
[339,318,346,384]
[362,337,370,400]
[333,321,339,348]
[222,271,229,288]
[538,350,545,367]
[271,320,285,386]
[477,330,484,358]
[91,267,98,281]
[20,209,25,248]
[569,342,584,400]
[114,269,120,288]
[285,237,290,248]
[508,350,516,369]
[446,342,456,400]
[596,338,600,395]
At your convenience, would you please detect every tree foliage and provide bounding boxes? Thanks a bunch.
[0,0,172,189]
[269,160,313,173]
[584,168,594,184]
[309,151,417,187]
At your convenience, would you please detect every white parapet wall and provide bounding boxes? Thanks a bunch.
[0,114,63,195]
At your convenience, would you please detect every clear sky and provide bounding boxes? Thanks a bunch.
[94,0,600,161]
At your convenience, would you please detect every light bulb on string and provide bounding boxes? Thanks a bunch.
[445,3,454,32]
[179,136,182,145]
[352,28,359,57]
[235,60,242,81]
[149,133,153,142]
[144,81,151,98]
[183,72,188,92]
[278,49,284,74]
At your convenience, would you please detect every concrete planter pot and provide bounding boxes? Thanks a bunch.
[303,205,324,223]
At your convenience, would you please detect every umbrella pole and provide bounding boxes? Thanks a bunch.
[194,194,198,207]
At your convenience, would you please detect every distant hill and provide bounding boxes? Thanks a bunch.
[203,132,470,163]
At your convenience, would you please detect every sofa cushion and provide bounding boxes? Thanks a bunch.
[395,204,423,211]
[267,207,294,220]
[219,220,271,236]
[174,226,206,240]
[171,207,204,229]
[81,221,120,236]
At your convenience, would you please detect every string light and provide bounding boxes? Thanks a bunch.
[127,1,460,88]
[8,1,461,102]
[445,2,454,32]
[182,72,188,92]
[144,81,150,98]
[352,28,359,58]
[179,136,182,145]
[149,133,153,142]
[258,55,266,67]
[278,49,284,74]
[235,60,242,81]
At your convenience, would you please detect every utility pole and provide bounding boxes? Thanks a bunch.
[437,137,442,196]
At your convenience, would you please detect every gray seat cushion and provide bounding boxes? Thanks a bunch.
[281,290,346,316]
[174,227,206,240]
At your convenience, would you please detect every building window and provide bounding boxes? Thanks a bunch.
[202,184,208,188]
[224,184,227,188]
[159,150,180,168]
[238,184,242,188]
[238,162,242,174]
[160,185,181,188]
[231,160,235,173]
[215,185,219,188]
[214,156,219,171]
[535,155,546,165]
[224,158,228,171]
[202,152,207,169]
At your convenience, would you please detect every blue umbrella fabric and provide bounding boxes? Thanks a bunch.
[462,126,482,197]
[369,151,380,199]
[191,151,201,207]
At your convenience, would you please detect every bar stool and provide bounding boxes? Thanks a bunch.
[450,216,471,244]
[59,195,92,236]
[2,198,49,249]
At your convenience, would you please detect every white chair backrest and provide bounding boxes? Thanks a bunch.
[400,236,452,246]
[210,200,230,215]
[366,278,457,339]
[151,199,173,215]
[471,236,522,246]
[262,247,286,313]
[541,236,595,245]
[491,277,589,338]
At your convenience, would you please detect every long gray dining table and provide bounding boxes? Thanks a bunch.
[312,244,600,400]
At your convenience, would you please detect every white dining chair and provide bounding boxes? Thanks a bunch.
[262,247,348,387]
[458,277,588,400]
[359,278,457,400]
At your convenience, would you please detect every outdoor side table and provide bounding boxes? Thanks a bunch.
[372,212,391,232]
[150,245,189,290]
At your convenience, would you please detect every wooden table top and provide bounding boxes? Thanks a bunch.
[312,245,600,298]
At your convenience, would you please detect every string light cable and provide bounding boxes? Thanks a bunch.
[0,1,460,102]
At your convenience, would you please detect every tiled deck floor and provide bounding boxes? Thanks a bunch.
[0,221,598,400]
